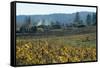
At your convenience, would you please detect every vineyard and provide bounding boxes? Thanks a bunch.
[16,33,96,65]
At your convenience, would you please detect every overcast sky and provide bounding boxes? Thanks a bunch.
[16,3,96,15]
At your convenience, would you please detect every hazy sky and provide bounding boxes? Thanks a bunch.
[16,3,96,15]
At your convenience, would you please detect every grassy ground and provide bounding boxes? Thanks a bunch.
[16,32,97,65]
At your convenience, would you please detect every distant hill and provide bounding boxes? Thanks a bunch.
[16,12,95,26]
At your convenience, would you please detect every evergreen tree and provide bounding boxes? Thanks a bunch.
[92,13,96,25]
[73,12,83,27]
[86,14,92,26]
[74,12,80,23]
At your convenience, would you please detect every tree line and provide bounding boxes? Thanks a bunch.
[16,12,96,33]
[73,12,96,27]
